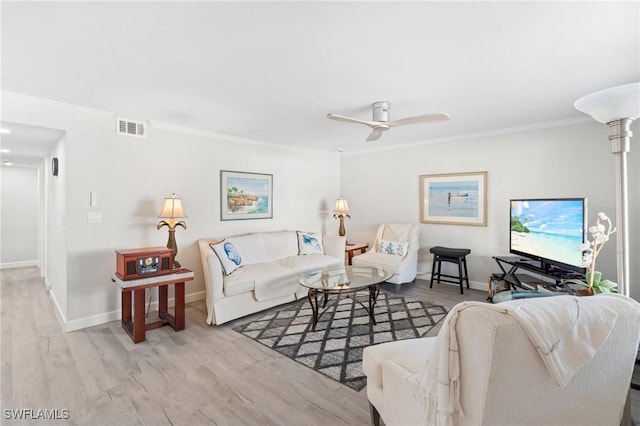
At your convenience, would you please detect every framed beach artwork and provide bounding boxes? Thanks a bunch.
[420,171,487,226]
[220,170,273,221]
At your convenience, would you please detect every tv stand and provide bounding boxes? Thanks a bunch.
[492,256,584,292]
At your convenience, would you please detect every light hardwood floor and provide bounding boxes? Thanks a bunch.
[2,267,639,425]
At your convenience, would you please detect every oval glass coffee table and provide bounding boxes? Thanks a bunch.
[299,266,392,331]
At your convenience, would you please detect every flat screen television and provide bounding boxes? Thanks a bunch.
[510,198,587,274]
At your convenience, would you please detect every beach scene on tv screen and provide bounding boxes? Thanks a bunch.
[510,200,584,267]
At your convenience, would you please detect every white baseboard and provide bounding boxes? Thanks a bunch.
[60,309,122,333]
[48,288,68,330]
[186,290,206,304]
[50,289,114,333]
[49,288,207,332]
[0,260,38,269]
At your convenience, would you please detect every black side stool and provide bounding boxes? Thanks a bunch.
[429,246,471,294]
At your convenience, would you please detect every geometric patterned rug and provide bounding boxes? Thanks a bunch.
[232,292,448,391]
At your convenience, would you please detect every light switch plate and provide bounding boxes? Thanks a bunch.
[88,212,102,224]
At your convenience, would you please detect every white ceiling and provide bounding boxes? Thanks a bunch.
[1,1,638,156]
[0,122,64,168]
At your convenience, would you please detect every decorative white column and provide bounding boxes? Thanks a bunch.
[574,82,640,297]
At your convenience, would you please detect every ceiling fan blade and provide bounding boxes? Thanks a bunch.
[365,128,384,142]
[386,113,450,127]
[327,113,376,128]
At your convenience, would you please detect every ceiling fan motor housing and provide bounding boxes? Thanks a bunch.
[372,101,390,122]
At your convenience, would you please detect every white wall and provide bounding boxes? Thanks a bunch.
[4,91,639,330]
[341,122,640,299]
[2,93,340,330]
[0,166,38,268]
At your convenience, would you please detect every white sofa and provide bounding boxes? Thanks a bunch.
[198,231,346,325]
[363,294,640,426]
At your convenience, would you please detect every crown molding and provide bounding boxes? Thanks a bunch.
[341,116,596,156]
[148,120,328,155]
[2,90,595,156]
[1,91,329,154]
[1,91,115,120]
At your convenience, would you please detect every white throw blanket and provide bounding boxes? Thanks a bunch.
[413,294,620,426]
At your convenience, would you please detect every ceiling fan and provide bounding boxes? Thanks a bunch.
[327,101,450,142]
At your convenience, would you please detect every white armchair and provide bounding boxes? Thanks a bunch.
[351,224,419,292]
[363,294,640,426]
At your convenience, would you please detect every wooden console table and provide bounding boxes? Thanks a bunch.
[345,243,368,265]
[112,268,194,343]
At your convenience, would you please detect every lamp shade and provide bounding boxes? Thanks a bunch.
[158,193,187,218]
[333,197,350,215]
[574,82,640,123]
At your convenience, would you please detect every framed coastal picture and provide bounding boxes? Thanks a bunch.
[220,170,273,221]
[420,171,487,226]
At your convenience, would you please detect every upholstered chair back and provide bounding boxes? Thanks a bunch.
[373,223,419,253]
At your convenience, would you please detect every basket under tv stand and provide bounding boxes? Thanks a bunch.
[492,256,585,292]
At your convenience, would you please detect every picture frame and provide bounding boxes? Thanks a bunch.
[420,171,487,226]
[220,170,273,221]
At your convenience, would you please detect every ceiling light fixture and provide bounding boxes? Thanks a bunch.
[0,128,11,134]
[0,149,10,153]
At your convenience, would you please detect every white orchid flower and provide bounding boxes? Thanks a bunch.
[582,253,593,267]
[594,233,607,244]
[579,212,617,294]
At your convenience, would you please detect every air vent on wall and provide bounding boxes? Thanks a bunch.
[116,118,147,138]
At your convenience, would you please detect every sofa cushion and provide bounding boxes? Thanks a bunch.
[262,231,299,260]
[227,234,271,264]
[377,239,409,257]
[223,272,256,296]
[276,254,342,274]
[257,263,301,301]
[352,252,404,274]
[297,231,324,255]
[224,262,296,299]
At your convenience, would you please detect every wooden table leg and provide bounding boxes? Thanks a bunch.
[114,270,193,344]
[132,288,146,343]
[121,289,132,326]
[174,282,185,331]
[158,284,168,317]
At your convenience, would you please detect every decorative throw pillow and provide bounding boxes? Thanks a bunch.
[377,239,409,257]
[211,241,243,275]
[297,231,324,255]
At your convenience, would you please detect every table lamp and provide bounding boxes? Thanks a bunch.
[157,193,187,268]
[333,196,350,237]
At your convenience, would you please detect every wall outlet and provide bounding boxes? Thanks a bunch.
[88,212,102,224]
